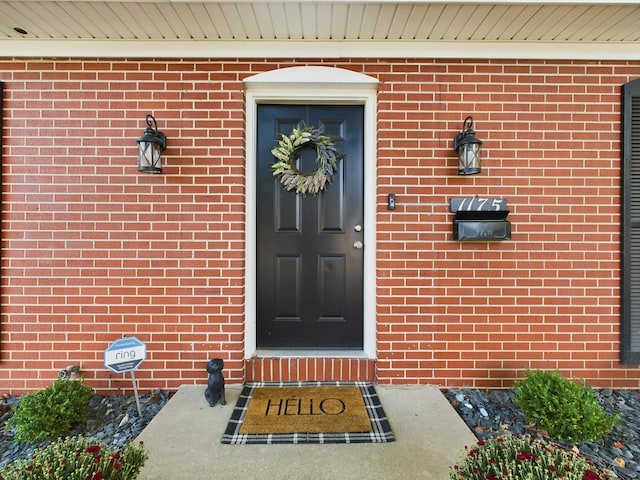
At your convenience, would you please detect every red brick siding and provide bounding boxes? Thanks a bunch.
[0,58,639,393]
[245,358,375,383]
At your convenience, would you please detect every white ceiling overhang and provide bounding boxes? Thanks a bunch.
[1,0,639,60]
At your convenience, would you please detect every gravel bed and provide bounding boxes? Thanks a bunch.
[0,390,171,468]
[3,386,637,478]
[444,388,640,480]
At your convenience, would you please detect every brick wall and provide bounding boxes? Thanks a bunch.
[1,58,639,393]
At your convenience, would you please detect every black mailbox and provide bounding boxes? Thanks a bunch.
[450,198,511,241]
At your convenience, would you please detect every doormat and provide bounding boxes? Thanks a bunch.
[221,382,394,444]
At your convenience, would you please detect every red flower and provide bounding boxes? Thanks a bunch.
[85,445,101,455]
[517,452,533,461]
[583,470,602,480]
[85,473,104,480]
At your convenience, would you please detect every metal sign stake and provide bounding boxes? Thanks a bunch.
[131,370,142,417]
[104,335,147,417]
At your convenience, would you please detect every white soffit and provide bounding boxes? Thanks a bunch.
[1,1,640,60]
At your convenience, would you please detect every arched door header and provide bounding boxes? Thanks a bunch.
[244,66,378,93]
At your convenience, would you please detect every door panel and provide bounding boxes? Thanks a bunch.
[256,104,364,348]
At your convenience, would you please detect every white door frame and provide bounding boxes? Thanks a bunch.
[244,66,378,359]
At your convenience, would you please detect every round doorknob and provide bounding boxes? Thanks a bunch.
[353,241,364,249]
[353,224,363,232]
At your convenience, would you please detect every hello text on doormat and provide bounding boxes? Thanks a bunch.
[239,385,371,434]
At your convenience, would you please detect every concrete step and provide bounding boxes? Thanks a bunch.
[136,384,476,480]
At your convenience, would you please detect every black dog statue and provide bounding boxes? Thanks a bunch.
[205,358,226,407]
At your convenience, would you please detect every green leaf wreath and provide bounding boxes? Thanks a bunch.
[271,126,340,196]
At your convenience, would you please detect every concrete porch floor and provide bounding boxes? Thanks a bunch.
[136,384,476,480]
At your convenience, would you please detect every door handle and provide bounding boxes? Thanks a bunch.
[353,224,362,232]
[353,241,363,249]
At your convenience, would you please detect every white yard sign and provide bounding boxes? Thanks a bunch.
[104,336,146,374]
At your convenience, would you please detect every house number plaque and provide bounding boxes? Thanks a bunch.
[450,197,507,213]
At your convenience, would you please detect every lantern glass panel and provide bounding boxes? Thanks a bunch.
[138,140,162,173]
[458,143,481,175]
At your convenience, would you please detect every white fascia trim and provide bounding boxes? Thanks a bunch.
[2,40,640,61]
[168,0,640,4]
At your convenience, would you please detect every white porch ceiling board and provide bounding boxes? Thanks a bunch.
[37,1,86,38]
[186,3,217,39]
[372,4,398,39]
[1,3,31,37]
[174,3,208,39]
[234,3,261,40]
[429,4,464,40]
[155,3,193,39]
[400,5,428,40]
[473,5,522,40]
[574,6,630,42]
[283,3,303,40]
[344,4,365,40]
[300,3,317,39]
[512,4,562,41]
[1,1,639,60]
[328,3,349,40]
[218,3,247,39]
[534,5,587,41]
[413,4,446,40]
[456,4,495,41]
[4,1,60,38]
[250,3,275,40]
[315,2,333,40]
[585,6,634,42]
[84,2,132,39]
[497,5,542,41]
[202,3,231,39]
[358,4,380,40]
[386,4,414,40]
[474,4,524,41]
[602,9,640,42]
[55,2,103,39]
[557,5,609,42]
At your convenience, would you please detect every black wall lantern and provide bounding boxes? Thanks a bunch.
[137,114,167,174]
[453,116,482,175]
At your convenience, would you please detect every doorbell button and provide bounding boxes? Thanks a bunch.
[388,193,396,210]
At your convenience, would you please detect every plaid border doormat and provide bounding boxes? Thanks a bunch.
[221,381,395,444]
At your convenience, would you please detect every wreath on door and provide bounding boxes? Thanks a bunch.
[271,126,340,196]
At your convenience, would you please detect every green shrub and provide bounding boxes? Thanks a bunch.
[7,378,93,443]
[450,435,602,480]
[514,369,619,443]
[0,434,148,480]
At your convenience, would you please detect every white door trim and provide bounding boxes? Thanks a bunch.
[244,66,378,359]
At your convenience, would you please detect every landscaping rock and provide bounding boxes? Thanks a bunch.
[445,388,640,480]
[0,390,171,467]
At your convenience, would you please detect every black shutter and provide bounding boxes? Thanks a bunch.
[622,77,640,364]
[0,81,2,354]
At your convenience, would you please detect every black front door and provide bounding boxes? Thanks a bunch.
[256,104,364,349]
